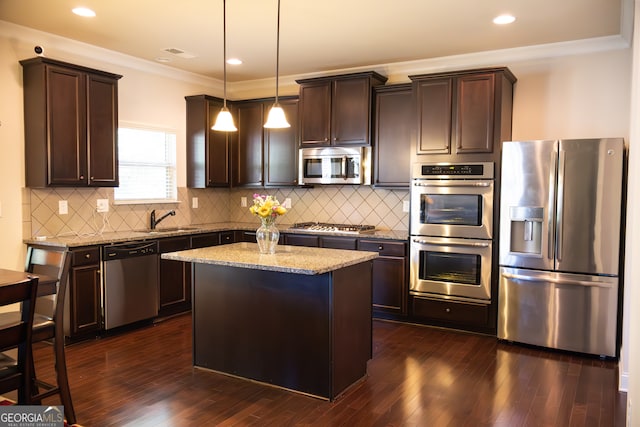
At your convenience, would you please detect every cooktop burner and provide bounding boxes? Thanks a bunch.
[290,222,376,234]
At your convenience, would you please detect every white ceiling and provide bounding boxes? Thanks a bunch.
[0,0,628,82]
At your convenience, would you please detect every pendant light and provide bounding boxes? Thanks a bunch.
[264,0,291,128]
[212,0,237,132]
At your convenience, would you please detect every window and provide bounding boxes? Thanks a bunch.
[114,126,177,203]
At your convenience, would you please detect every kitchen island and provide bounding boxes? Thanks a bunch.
[162,242,378,400]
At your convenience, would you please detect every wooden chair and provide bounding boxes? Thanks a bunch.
[0,247,75,424]
[0,275,38,403]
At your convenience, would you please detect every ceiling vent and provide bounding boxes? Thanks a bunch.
[162,48,196,59]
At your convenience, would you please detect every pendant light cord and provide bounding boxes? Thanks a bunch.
[275,0,281,104]
[223,0,228,108]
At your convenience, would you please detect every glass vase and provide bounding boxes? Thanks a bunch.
[256,219,279,254]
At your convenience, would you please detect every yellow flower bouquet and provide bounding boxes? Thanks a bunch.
[249,194,287,226]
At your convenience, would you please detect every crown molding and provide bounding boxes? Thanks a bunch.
[2,19,630,96]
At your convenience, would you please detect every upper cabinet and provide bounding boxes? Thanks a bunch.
[373,84,414,187]
[187,95,299,189]
[297,72,387,147]
[21,57,121,187]
[185,95,232,188]
[263,98,299,187]
[232,97,299,188]
[410,67,516,161]
[232,100,264,187]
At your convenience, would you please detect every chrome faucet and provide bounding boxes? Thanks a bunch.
[150,209,176,230]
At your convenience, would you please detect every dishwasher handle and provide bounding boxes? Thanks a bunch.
[103,241,158,260]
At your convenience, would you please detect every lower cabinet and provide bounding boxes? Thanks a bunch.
[410,296,491,331]
[67,246,101,341]
[283,234,408,317]
[158,236,192,317]
[358,240,407,316]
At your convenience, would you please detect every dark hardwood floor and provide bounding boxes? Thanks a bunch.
[33,314,626,426]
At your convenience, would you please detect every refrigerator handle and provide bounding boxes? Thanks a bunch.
[501,272,614,289]
[548,148,558,260]
[556,150,566,262]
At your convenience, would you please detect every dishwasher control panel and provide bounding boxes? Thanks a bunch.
[103,241,158,260]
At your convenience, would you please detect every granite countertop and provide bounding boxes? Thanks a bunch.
[24,222,408,248]
[162,242,379,275]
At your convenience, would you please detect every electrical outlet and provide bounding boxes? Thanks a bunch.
[96,199,109,213]
[58,200,68,215]
[402,201,410,212]
[283,198,292,209]
[241,197,247,207]
[192,197,199,209]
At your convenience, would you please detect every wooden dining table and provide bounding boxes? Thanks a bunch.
[0,268,57,296]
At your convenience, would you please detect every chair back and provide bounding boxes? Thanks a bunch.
[24,246,71,324]
[0,276,38,400]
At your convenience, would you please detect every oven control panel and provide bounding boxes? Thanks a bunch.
[412,162,494,179]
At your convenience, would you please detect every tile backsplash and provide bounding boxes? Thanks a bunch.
[24,186,409,239]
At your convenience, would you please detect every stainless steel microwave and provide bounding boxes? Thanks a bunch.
[299,146,371,185]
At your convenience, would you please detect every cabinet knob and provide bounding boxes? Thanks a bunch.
[445,308,451,313]
[80,175,84,179]
[85,254,91,259]
[90,176,94,180]
[378,245,383,251]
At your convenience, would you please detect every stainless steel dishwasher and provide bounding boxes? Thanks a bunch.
[102,240,158,330]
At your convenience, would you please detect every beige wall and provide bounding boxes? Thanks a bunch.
[0,22,635,413]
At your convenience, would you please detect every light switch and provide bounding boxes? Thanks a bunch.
[192,197,199,209]
[283,198,292,209]
[241,197,247,207]
[59,200,68,215]
[402,201,410,212]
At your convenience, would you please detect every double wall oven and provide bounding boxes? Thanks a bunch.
[409,162,494,305]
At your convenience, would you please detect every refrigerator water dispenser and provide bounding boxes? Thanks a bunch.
[508,206,543,255]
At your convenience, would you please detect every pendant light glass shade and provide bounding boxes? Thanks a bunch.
[212,0,237,132]
[264,103,290,128]
[212,107,237,131]
[264,0,290,129]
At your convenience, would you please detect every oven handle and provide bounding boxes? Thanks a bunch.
[412,238,490,248]
[501,272,614,289]
[413,181,491,187]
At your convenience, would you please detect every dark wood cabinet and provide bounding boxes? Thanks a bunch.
[264,98,299,186]
[231,97,299,188]
[297,72,387,147]
[358,239,407,316]
[233,101,264,187]
[373,84,413,187]
[21,57,121,187]
[411,296,490,330]
[186,95,232,188]
[283,233,408,316]
[158,237,191,317]
[320,236,357,250]
[191,232,221,248]
[67,246,101,340]
[410,67,516,161]
[284,234,320,247]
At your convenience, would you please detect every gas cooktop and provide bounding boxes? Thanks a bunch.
[290,222,376,235]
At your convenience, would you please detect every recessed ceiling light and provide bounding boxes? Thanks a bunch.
[227,58,242,65]
[155,57,171,63]
[72,7,96,17]
[493,14,516,25]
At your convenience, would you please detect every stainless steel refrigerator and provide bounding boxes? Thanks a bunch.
[498,138,624,357]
